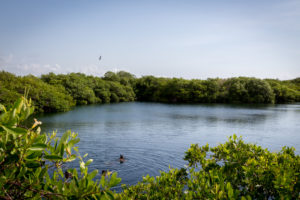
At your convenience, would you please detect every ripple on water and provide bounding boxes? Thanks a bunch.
[38,102,300,187]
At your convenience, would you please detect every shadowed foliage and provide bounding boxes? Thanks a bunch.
[0,71,299,113]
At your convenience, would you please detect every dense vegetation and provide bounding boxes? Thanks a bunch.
[118,135,300,199]
[0,71,135,112]
[1,97,299,199]
[0,71,299,113]
[135,76,300,104]
[41,72,135,105]
[0,72,74,112]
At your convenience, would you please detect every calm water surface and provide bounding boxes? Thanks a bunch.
[37,103,300,187]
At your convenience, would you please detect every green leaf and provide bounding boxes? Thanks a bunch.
[34,134,47,144]
[13,98,23,113]
[65,154,77,162]
[1,126,27,136]
[29,143,47,151]
[80,161,85,172]
[0,104,7,112]
[74,176,79,187]
[60,143,65,157]
[44,155,63,160]
[88,169,98,181]
[85,159,93,166]
[109,172,121,187]
[105,190,115,200]
[58,168,64,178]
[60,130,70,144]
[26,151,42,160]
[1,125,18,136]
[100,175,105,187]
[39,167,48,180]
[233,134,237,140]
[26,161,41,168]
[69,138,80,147]
[226,182,234,198]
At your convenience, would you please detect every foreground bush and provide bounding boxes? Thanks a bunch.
[118,135,300,200]
[0,97,299,199]
[0,97,120,199]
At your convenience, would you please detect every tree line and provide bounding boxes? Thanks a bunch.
[135,76,300,104]
[0,70,299,112]
[0,71,135,112]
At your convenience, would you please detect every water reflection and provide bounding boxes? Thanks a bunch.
[167,113,269,124]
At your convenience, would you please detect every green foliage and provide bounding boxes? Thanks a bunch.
[0,71,137,113]
[1,71,299,113]
[0,97,121,199]
[42,73,100,105]
[41,72,135,105]
[223,77,275,103]
[266,79,300,103]
[0,71,75,112]
[134,76,164,102]
[104,71,136,87]
[117,168,187,200]
[134,76,281,104]
[119,135,300,199]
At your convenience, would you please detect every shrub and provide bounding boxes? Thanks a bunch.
[118,135,300,199]
[0,97,120,199]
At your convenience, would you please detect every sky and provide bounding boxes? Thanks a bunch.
[0,0,299,80]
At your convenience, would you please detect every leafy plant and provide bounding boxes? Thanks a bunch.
[0,97,121,199]
[119,135,300,199]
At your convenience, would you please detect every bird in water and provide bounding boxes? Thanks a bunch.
[99,56,102,61]
[119,154,125,163]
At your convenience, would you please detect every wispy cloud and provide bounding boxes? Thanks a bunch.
[0,54,13,63]
[73,64,106,77]
[0,53,60,75]
[0,53,110,77]
[1,63,62,76]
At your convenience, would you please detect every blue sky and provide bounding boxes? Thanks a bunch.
[0,0,299,79]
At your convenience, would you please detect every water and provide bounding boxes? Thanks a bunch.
[36,102,300,187]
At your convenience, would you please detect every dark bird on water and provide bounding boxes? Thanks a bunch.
[119,154,125,163]
[99,56,102,60]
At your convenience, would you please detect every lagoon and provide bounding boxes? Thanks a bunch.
[38,102,300,187]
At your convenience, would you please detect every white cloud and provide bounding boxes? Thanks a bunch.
[75,64,105,77]
[0,53,109,77]
[0,53,65,76]
[0,63,63,76]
